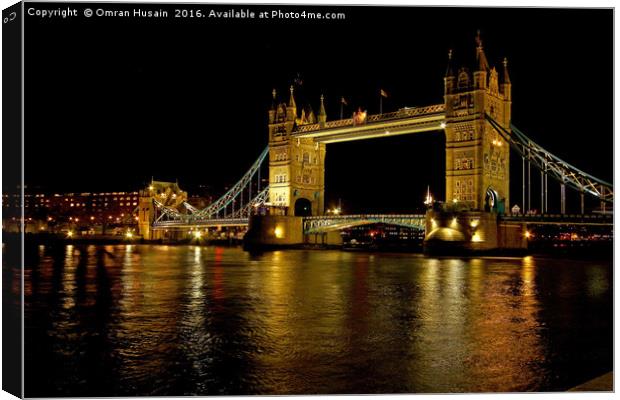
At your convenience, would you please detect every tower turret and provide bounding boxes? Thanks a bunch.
[287,85,297,121]
[501,57,512,100]
[268,88,277,123]
[444,49,455,95]
[473,31,489,90]
[318,94,327,126]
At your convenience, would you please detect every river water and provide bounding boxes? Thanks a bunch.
[20,244,612,396]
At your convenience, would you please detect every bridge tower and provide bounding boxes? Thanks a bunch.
[137,180,188,239]
[443,33,512,212]
[267,86,326,216]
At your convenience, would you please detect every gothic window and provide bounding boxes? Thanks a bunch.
[273,125,286,138]
[302,152,310,163]
[460,95,468,108]
[457,69,470,90]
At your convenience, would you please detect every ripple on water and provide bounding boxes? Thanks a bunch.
[22,245,613,396]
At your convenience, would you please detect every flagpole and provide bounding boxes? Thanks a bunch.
[379,92,383,114]
[340,97,344,119]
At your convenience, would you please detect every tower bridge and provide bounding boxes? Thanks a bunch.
[139,33,613,252]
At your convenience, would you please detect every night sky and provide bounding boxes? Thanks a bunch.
[24,4,612,213]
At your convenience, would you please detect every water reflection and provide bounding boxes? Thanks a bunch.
[21,245,612,396]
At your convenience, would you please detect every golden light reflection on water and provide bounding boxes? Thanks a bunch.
[22,245,612,396]
[62,245,76,310]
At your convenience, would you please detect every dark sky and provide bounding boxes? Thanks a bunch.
[24,4,612,213]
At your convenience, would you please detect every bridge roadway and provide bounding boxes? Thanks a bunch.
[303,214,426,234]
[152,218,250,229]
[151,212,612,232]
[500,213,613,226]
[151,214,427,231]
[291,104,446,143]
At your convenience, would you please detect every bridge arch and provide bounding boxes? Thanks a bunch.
[294,198,313,217]
[485,187,498,211]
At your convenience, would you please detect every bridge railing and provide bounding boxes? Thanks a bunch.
[293,104,445,134]
[153,217,250,228]
[501,213,613,222]
[303,214,426,233]
[303,214,426,220]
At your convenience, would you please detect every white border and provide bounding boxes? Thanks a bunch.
[0,1,616,400]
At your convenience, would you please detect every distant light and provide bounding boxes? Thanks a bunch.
[90,216,95,220]
[471,232,482,242]
[525,230,532,239]
[148,185,154,191]
[384,130,390,135]
[452,198,458,203]
[470,219,479,228]
[66,231,74,238]
[440,122,447,129]
[274,226,284,239]
[125,231,134,239]
[193,230,202,239]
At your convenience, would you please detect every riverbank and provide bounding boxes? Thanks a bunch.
[4,232,244,247]
[568,371,613,391]
[5,231,613,259]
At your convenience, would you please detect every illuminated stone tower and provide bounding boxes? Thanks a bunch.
[443,33,512,212]
[137,180,187,239]
[268,86,325,216]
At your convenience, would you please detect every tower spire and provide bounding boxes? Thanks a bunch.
[288,85,296,108]
[319,94,326,117]
[271,88,277,109]
[502,57,511,84]
[445,49,454,77]
[475,30,489,72]
[318,94,327,126]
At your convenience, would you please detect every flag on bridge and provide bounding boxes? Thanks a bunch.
[379,89,388,114]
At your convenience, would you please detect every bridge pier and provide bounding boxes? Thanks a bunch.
[305,231,343,247]
[244,215,305,248]
[424,210,527,253]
